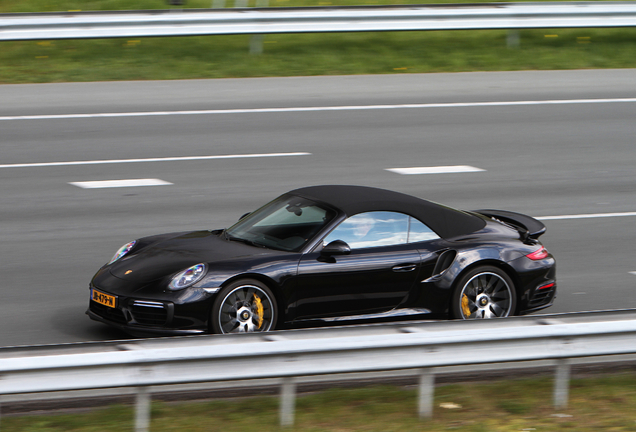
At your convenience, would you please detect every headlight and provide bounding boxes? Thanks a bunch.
[168,263,207,291]
[108,240,137,265]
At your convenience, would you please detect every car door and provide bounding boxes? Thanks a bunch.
[291,211,438,320]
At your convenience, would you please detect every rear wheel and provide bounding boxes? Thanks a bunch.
[211,279,277,334]
[451,266,516,319]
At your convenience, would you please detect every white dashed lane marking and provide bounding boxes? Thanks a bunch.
[386,165,485,175]
[70,179,173,189]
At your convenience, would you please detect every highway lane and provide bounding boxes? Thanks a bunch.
[1,70,635,347]
[2,69,636,116]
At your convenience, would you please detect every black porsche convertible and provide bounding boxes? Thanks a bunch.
[87,185,556,335]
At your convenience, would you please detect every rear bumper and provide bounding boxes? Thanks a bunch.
[519,295,556,315]
[510,255,557,315]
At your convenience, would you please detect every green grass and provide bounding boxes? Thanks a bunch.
[3,374,636,431]
[2,0,636,84]
[2,28,636,84]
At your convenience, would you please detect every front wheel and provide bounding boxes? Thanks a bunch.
[211,279,277,334]
[451,266,516,319]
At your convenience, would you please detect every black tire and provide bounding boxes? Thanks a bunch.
[211,279,278,334]
[450,266,517,319]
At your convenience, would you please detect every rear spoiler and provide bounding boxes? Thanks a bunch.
[473,209,547,240]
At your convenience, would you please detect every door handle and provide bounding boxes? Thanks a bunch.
[392,264,417,272]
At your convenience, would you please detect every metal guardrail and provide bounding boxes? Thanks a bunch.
[2,2,636,41]
[1,310,636,431]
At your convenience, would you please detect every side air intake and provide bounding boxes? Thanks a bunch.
[432,250,457,277]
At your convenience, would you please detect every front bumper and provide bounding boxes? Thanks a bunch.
[86,309,207,337]
[87,285,215,336]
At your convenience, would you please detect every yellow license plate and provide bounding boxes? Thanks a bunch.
[92,289,116,308]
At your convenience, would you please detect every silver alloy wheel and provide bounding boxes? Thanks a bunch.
[458,272,513,319]
[216,284,275,333]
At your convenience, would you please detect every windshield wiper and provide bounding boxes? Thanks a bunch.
[225,234,267,248]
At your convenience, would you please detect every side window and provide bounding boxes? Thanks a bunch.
[323,212,409,249]
[408,217,440,243]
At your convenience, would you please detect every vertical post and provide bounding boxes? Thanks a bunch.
[249,35,265,55]
[554,359,570,410]
[418,368,435,418]
[211,0,226,8]
[135,387,152,432]
[249,0,269,54]
[280,377,297,427]
[507,30,520,48]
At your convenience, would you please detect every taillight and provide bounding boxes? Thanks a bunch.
[526,246,549,260]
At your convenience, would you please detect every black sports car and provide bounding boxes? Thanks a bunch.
[87,185,556,336]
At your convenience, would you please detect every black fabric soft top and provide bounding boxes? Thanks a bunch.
[289,185,486,239]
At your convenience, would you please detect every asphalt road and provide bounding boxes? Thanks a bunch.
[1,69,635,348]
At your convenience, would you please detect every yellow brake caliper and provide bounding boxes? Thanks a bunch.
[461,294,471,318]
[253,293,264,329]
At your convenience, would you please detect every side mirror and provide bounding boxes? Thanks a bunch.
[321,240,351,256]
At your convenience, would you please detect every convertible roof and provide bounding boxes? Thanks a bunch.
[289,185,486,239]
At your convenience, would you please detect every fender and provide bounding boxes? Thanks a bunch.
[427,246,509,290]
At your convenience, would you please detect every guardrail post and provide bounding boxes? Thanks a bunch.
[135,386,152,432]
[231,0,266,54]
[248,0,269,54]
[417,368,435,418]
[250,34,265,55]
[280,377,297,427]
[553,359,570,409]
[507,30,520,48]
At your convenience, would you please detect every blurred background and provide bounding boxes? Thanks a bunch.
[1,1,636,429]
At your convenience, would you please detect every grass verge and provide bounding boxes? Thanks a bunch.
[2,373,636,431]
[2,28,636,84]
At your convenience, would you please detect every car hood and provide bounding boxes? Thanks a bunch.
[108,230,273,283]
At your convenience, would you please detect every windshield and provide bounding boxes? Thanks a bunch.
[225,195,337,252]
